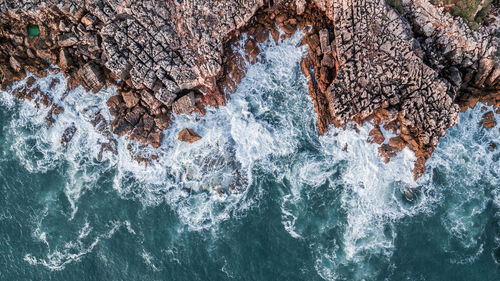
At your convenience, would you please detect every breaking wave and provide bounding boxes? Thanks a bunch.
[1,28,499,279]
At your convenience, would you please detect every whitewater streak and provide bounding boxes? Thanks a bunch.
[0,30,499,278]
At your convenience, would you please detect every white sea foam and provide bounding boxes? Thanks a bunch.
[24,220,125,271]
[423,105,499,263]
[3,27,499,277]
[2,31,310,270]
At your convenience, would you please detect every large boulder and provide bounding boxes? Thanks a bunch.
[178,128,202,143]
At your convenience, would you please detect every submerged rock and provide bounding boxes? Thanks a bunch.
[482,111,497,128]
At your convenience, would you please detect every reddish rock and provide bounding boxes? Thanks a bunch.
[26,76,36,88]
[154,113,172,130]
[378,144,397,162]
[368,126,385,144]
[78,61,105,92]
[178,128,202,143]
[490,142,497,151]
[482,111,496,128]
[388,136,406,152]
[171,92,195,114]
[148,130,163,148]
[245,39,260,59]
[122,91,140,108]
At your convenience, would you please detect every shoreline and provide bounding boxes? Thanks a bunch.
[0,0,499,179]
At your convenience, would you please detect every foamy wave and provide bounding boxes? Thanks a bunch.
[24,220,127,271]
[424,105,499,264]
[1,31,311,270]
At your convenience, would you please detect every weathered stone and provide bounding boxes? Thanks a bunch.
[58,33,78,47]
[368,126,385,144]
[319,29,329,54]
[78,61,105,92]
[171,92,195,114]
[296,0,306,15]
[245,39,260,59]
[482,111,497,128]
[59,48,72,70]
[122,91,139,108]
[178,128,202,143]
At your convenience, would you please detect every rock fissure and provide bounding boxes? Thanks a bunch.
[0,0,498,179]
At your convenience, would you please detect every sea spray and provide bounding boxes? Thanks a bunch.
[0,29,499,280]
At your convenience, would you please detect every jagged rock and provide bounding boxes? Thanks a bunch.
[0,0,498,176]
[296,0,306,15]
[171,92,195,114]
[58,33,78,47]
[368,126,385,144]
[178,128,202,143]
[78,61,105,92]
[59,48,72,70]
[9,56,21,72]
[245,39,260,59]
[154,81,178,107]
[122,91,140,108]
[61,124,77,145]
[319,29,329,53]
[482,111,497,128]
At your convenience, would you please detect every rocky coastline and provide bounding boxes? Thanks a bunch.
[0,0,499,179]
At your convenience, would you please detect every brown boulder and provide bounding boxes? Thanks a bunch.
[388,136,406,152]
[122,91,140,108]
[178,128,202,143]
[154,113,172,130]
[171,92,195,114]
[490,143,497,151]
[245,39,260,59]
[482,111,496,129]
[78,62,105,92]
[368,126,385,144]
[59,48,72,70]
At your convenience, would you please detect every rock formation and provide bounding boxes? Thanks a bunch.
[0,0,498,178]
[178,128,202,143]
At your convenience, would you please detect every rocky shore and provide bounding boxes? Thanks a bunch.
[0,0,499,178]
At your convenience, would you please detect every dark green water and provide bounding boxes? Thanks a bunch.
[0,33,499,280]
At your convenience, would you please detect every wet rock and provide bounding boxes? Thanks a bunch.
[26,76,36,88]
[61,124,77,145]
[154,113,171,130]
[368,126,385,144]
[388,136,406,152]
[490,142,497,151]
[178,128,202,143]
[245,39,260,59]
[482,111,497,128]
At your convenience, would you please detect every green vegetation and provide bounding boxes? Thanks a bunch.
[430,0,493,29]
[386,0,404,13]
[27,24,39,38]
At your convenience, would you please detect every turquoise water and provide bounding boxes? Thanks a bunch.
[0,33,499,280]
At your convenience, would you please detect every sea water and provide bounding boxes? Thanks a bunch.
[0,31,499,280]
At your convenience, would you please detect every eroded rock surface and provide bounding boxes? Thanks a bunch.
[0,0,499,178]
